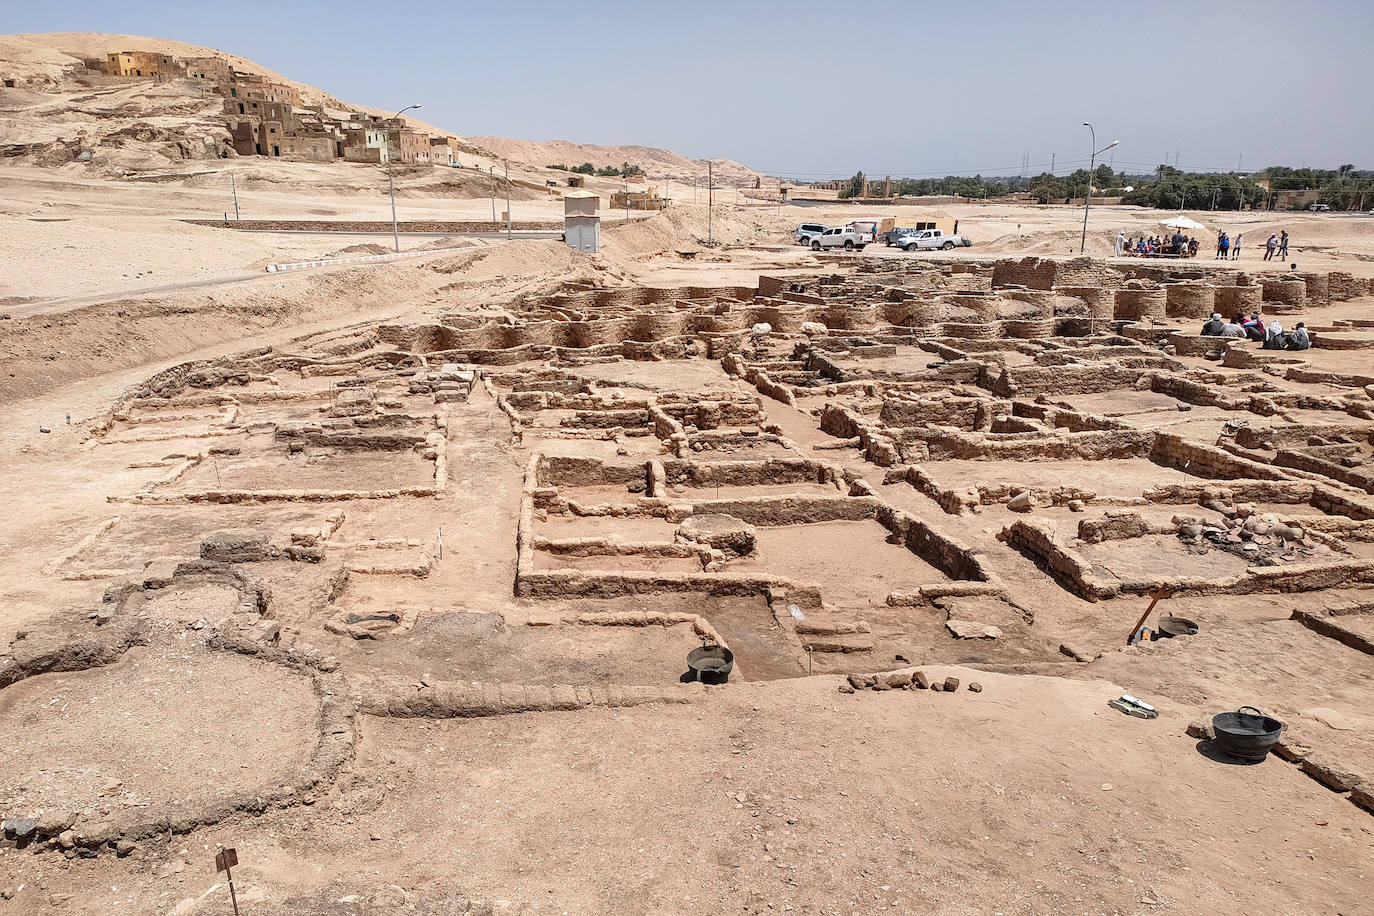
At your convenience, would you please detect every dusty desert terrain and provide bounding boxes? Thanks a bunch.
[3,30,1374,916]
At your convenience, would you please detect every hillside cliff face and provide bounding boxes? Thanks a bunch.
[0,32,759,182]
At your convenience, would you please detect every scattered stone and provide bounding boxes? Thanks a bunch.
[846,673,875,690]
[945,620,1002,640]
[837,683,855,694]
[942,676,961,693]
[1,817,37,839]
[116,838,138,857]
[1185,719,1215,741]
[967,682,983,693]
[1067,499,1085,512]
[1059,643,1092,663]
[912,671,931,690]
[1007,491,1034,512]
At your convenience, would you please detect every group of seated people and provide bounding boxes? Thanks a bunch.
[1200,311,1310,350]
[1124,232,1200,258]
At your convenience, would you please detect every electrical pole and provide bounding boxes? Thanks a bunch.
[1050,153,1055,176]
[624,169,629,224]
[504,160,511,239]
[230,172,240,221]
[386,103,421,252]
[707,161,713,246]
[489,165,496,223]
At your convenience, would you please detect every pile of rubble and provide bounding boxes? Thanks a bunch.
[1176,504,1339,566]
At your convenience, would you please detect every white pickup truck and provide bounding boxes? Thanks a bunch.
[896,229,968,252]
[810,226,867,251]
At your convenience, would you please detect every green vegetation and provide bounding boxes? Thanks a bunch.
[829,162,1369,210]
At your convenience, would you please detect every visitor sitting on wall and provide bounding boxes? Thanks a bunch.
[1201,313,1226,336]
[1242,312,1266,341]
[1286,322,1311,350]
[1219,315,1247,338]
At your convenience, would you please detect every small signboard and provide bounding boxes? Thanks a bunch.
[215,847,238,873]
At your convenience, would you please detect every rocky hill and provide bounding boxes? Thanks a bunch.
[0,32,760,182]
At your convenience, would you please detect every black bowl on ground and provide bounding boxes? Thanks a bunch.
[1211,706,1283,761]
[687,644,734,685]
[1157,615,1199,638]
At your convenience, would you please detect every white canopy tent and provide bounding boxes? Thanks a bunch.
[1158,216,1207,231]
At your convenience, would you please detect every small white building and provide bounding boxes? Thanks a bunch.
[564,190,601,253]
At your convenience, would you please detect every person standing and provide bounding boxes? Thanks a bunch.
[1219,232,1230,260]
[1232,232,1243,259]
[1216,230,1225,259]
[1114,231,1126,257]
[1278,230,1289,259]
[1264,233,1278,261]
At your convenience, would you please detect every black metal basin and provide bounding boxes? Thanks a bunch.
[1211,706,1283,761]
[687,644,734,684]
[1157,615,1199,638]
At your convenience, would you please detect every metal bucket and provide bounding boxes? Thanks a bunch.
[1157,615,1199,638]
[687,642,734,685]
[1211,706,1283,761]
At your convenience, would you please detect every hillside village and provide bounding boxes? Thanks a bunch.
[92,49,459,165]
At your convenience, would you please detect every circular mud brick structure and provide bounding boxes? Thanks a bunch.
[0,642,330,850]
[1003,318,1055,339]
[676,513,756,555]
[1112,288,1167,321]
[1297,272,1329,304]
[1056,286,1116,318]
[1215,285,1264,314]
[1260,277,1307,308]
[1164,283,1215,318]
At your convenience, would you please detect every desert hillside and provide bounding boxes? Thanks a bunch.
[1,32,760,183]
[468,135,761,183]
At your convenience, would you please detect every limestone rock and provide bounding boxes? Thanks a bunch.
[942,676,961,692]
[945,620,1002,640]
[1007,491,1034,512]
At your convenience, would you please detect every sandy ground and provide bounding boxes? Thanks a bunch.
[3,34,1374,915]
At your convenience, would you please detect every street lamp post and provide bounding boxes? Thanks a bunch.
[387,104,422,252]
[1079,122,1119,254]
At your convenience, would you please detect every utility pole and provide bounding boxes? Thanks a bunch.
[504,160,511,239]
[230,172,240,221]
[707,161,713,246]
[624,169,629,224]
[489,165,496,223]
[386,103,421,252]
[1050,153,1055,176]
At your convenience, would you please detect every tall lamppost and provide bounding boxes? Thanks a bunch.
[387,103,422,252]
[1079,122,1119,253]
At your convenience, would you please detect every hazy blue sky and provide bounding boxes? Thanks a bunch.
[11,0,1371,177]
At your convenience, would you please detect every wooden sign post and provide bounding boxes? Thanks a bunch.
[215,847,241,916]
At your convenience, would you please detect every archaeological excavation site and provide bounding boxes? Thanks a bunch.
[4,249,1374,914]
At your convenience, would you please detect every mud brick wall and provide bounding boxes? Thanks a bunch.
[874,504,990,582]
[184,218,564,232]
[993,257,1121,291]
[1114,288,1167,321]
[1001,520,1115,601]
[1274,450,1374,494]
[1164,283,1215,318]
[1149,433,1291,481]
[1214,286,1264,315]
[1260,278,1307,307]
[879,396,991,430]
[690,494,878,526]
[989,364,1146,397]
[1297,272,1329,304]
[913,428,1153,462]
[1055,286,1116,318]
[539,456,645,487]
[1234,424,1374,450]
[663,458,836,488]
[1328,272,1367,301]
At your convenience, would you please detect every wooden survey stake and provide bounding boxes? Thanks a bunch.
[215,847,241,916]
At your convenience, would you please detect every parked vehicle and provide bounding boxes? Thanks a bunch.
[1309,203,1331,212]
[897,229,967,251]
[846,220,880,244]
[811,227,867,251]
[794,222,828,245]
[887,226,918,246]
